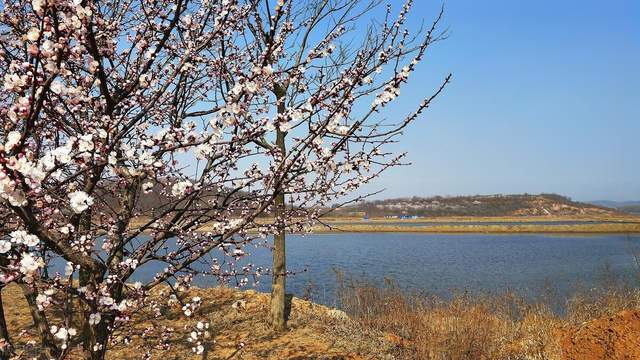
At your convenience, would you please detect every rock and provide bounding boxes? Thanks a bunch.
[231,299,246,310]
[326,308,349,320]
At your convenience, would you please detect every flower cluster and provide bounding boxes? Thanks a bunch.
[187,321,211,355]
[69,191,94,214]
[182,296,203,317]
[49,325,77,350]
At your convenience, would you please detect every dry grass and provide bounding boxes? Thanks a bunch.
[1,284,393,359]
[335,273,640,360]
[4,279,640,359]
[4,259,640,359]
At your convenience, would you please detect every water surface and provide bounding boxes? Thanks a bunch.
[127,233,640,306]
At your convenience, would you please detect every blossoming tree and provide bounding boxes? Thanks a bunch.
[241,0,449,330]
[0,0,448,358]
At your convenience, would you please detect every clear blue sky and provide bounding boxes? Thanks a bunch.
[370,0,639,201]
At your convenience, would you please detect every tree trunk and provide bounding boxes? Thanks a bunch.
[78,207,99,360]
[270,85,288,331]
[0,289,14,358]
[79,269,95,360]
[78,266,112,360]
[80,164,131,360]
[82,320,110,360]
[270,189,287,331]
[20,283,59,359]
[83,248,123,359]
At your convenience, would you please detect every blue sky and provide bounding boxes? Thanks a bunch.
[368,0,640,201]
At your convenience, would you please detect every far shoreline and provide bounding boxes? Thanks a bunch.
[257,216,640,234]
[309,215,640,234]
[307,227,640,235]
[130,215,640,235]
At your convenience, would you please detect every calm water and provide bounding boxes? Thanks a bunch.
[48,233,640,306]
[124,233,640,306]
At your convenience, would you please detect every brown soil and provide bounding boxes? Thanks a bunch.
[1,284,394,359]
[561,310,640,360]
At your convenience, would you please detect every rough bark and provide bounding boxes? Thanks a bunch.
[0,290,14,358]
[20,283,59,359]
[270,85,288,331]
[270,178,287,331]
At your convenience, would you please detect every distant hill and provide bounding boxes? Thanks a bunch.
[332,194,620,217]
[590,200,640,215]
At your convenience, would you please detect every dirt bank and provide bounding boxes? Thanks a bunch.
[561,310,640,360]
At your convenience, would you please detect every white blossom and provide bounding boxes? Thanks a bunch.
[26,27,40,41]
[108,152,117,165]
[262,65,273,75]
[24,234,39,247]
[40,153,56,170]
[10,230,39,246]
[3,74,26,91]
[279,121,292,132]
[139,74,150,88]
[232,248,245,257]
[50,81,65,95]
[36,294,50,309]
[64,262,74,277]
[4,131,21,151]
[245,81,257,93]
[19,253,43,275]
[68,191,94,213]
[0,241,11,254]
[142,182,154,194]
[171,180,193,197]
[99,296,114,306]
[52,326,76,341]
[59,225,71,234]
[52,145,72,164]
[78,134,94,152]
[89,313,101,325]
[401,66,411,78]
[32,0,45,13]
[194,144,213,160]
